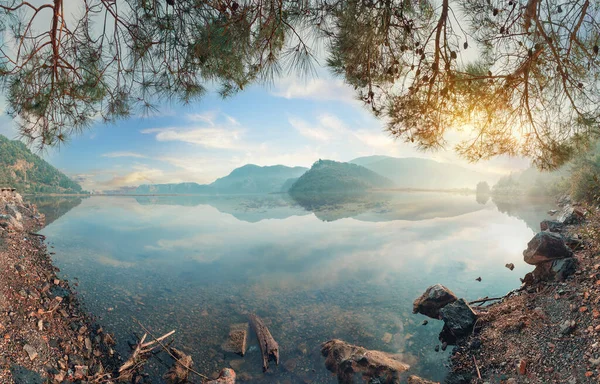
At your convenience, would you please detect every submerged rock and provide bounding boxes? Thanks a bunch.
[164,348,193,384]
[540,220,564,233]
[206,368,236,384]
[407,375,440,384]
[321,339,409,384]
[439,299,477,340]
[221,323,248,356]
[413,284,458,319]
[523,232,573,265]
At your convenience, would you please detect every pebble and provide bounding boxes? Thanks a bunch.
[23,344,38,361]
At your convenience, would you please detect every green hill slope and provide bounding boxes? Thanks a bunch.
[0,135,84,194]
[289,159,395,194]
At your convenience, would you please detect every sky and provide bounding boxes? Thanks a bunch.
[0,2,535,192]
[0,70,530,192]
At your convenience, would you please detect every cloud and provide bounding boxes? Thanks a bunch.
[289,117,332,141]
[141,110,247,150]
[186,111,219,125]
[102,151,147,158]
[272,77,357,103]
[141,127,245,149]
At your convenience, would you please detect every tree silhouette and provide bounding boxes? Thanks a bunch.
[1,0,599,169]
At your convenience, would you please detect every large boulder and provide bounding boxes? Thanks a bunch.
[523,232,573,265]
[321,339,409,384]
[413,284,458,319]
[540,220,564,233]
[439,299,477,340]
[557,205,585,225]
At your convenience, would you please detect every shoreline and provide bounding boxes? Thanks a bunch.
[0,191,121,383]
[444,202,600,383]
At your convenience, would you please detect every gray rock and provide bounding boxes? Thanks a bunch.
[439,299,477,339]
[540,220,564,233]
[523,232,573,265]
[6,204,22,221]
[413,284,458,319]
[557,205,584,225]
[557,194,572,207]
[23,344,38,361]
[559,320,576,335]
[10,365,44,384]
[527,258,577,284]
[550,258,577,281]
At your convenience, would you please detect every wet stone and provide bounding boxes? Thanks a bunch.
[413,284,458,319]
[221,323,248,356]
[439,299,477,340]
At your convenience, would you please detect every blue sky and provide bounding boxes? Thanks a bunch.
[0,72,529,192]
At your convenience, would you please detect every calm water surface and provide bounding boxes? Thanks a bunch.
[37,192,552,383]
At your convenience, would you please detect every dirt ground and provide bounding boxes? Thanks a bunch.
[448,207,600,384]
[0,191,121,383]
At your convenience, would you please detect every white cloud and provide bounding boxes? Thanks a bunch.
[272,77,357,103]
[289,117,332,141]
[186,111,219,125]
[142,127,245,150]
[102,151,147,158]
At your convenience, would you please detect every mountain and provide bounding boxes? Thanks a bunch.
[350,156,497,190]
[289,159,395,194]
[135,164,308,195]
[210,164,308,194]
[0,134,84,194]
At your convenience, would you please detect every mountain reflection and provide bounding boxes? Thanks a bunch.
[135,191,507,223]
[26,195,86,226]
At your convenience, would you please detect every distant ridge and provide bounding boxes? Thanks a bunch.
[350,155,497,189]
[136,164,308,195]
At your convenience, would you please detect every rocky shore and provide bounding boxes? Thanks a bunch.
[414,198,600,383]
[0,189,121,383]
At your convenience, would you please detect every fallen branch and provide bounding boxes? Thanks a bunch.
[469,287,522,306]
[469,296,504,306]
[133,318,209,380]
[473,356,481,379]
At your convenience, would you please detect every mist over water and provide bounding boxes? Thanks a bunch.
[38,192,552,383]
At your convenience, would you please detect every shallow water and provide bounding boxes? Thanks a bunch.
[38,192,552,383]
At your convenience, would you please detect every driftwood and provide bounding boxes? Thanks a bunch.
[163,348,193,384]
[248,314,279,372]
[117,330,176,381]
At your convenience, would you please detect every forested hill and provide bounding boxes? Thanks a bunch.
[0,135,84,194]
[289,159,395,194]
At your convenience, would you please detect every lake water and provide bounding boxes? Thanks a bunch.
[36,192,552,383]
